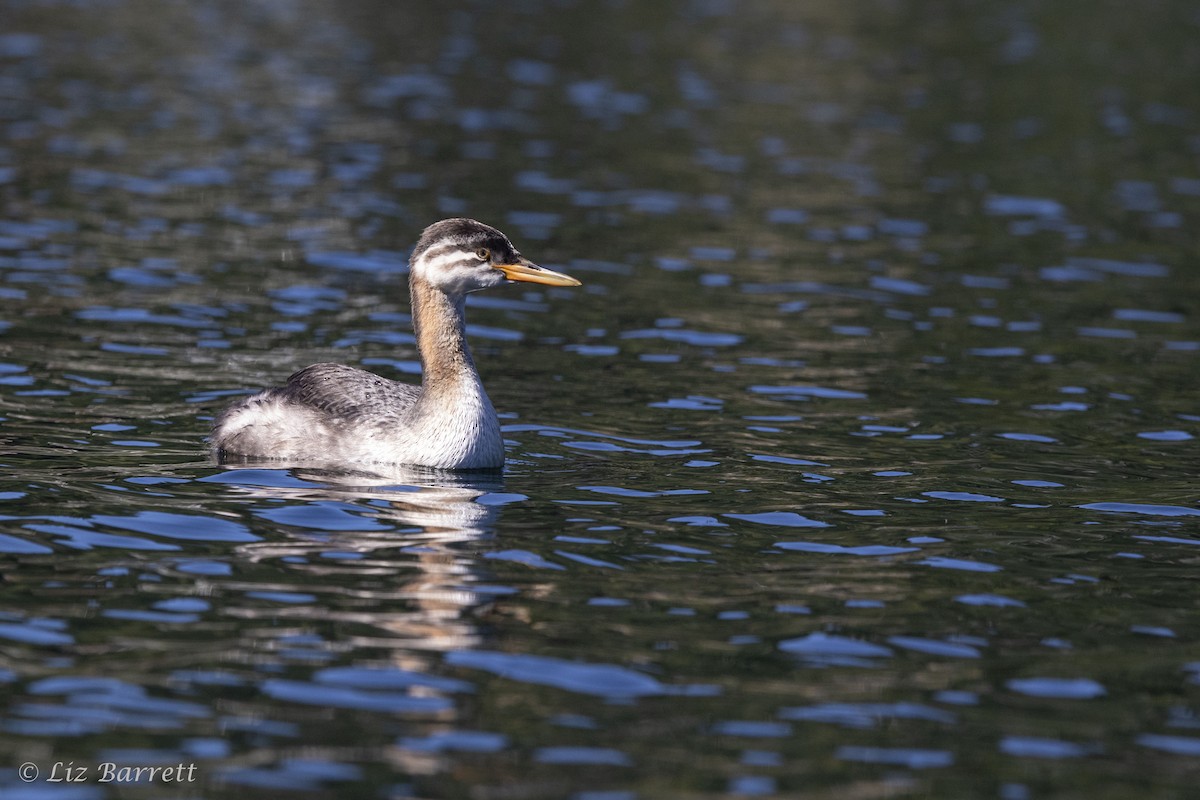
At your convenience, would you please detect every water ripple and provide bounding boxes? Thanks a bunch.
[1079,502,1200,517]
[445,650,717,699]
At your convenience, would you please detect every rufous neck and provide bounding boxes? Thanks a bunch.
[410,277,477,389]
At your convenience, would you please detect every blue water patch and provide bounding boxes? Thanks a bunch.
[667,516,728,527]
[505,211,562,239]
[514,169,573,193]
[1077,326,1136,339]
[253,502,392,531]
[77,306,214,328]
[508,424,707,457]
[576,485,658,499]
[725,512,831,528]
[245,592,316,604]
[70,168,170,196]
[27,675,209,720]
[315,666,472,694]
[870,276,930,296]
[102,609,200,624]
[166,165,233,186]
[984,194,1066,217]
[565,344,619,356]
[333,329,416,348]
[534,746,633,766]
[0,32,42,58]
[468,493,525,508]
[780,702,956,728]
[100,342,171,356]
[775,541,918,556]
[466,323,524,342]
[649,395,724,411]
[836,746,953,768]
[154,598,210,613]
[199,469,322,488]
[955,594,1026,608]
[918,557,1002,572]
[1067,257,1169,278]
[398,730,508,753]
[0,621,74,646]
[886,636,982,658]
[0,533,52,554]
[106,265,179,288]
[727,775,776,796]
[220,759,362,791]
[446,650,716,698]
[484,550,565,570]
[25,523,181,552]
[968,347,1025,357]
[922,491,1005,502]
[996,432,1058,443]
[1137,430,1193,441]
[269,284,346,315]
[566,79,648,117]
[260,678,453,714]
[268,168,316,188]
[1137,734,1200,756]
[621,328,742,347]
[750,455,827,466]
[1006,677,1106,699]
[1079,502,1200,517]
[1114,308,1185,323]
[778,633,892,661]
[766,207,809,224]
[1031,401,1089,411]
[1000,736,1092,759]
[305,250,408,273]
[878,218,929,237]
[175,560,233,576]
[711,720,792,737]
[579,485,707,499]
[92,512,259,542]
[1130,625,1175,638]
[749,384,867,400]
[555,550,624,569]
[1039,264,1102,282]
[360,357,423,375]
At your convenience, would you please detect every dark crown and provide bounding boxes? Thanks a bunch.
[411,218,514,264]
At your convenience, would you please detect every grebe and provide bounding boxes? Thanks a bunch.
[211,218,581,469]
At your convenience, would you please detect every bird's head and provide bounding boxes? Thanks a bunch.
[409,218,581,296]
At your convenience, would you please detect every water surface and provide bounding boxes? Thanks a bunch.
[1,1,1198,798]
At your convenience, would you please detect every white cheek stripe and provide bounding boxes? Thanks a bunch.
[415,249,476,277]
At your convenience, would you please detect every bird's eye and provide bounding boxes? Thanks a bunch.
[475,248,491,261]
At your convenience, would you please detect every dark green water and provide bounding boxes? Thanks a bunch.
[1,1,1198,798]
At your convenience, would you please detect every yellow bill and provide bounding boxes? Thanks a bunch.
[495,259,582,287]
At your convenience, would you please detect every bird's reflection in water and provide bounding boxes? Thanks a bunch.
[216,461,508,654]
